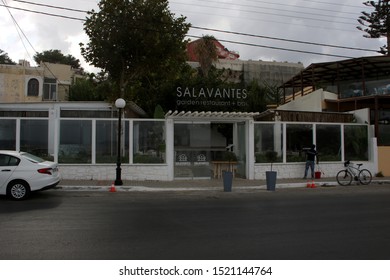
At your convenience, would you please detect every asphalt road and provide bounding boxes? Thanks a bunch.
[1,184,390,260]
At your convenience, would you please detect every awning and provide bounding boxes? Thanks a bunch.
[165,110,260,120]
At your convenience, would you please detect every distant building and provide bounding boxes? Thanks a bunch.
[187,58,303,86]
[0,60,84,103]
[276,55,390,175]
[186,39,303,86]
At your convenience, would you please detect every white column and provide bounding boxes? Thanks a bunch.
[91,119,96,164]
[15,119,20,151]
[165,118,174,180]
[248,119,255,180]
[129,119,134,164]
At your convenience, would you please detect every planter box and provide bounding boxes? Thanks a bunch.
[222,171,233,192]
[266,171,277,191]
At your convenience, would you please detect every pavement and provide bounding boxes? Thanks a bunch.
[55,176,390,192]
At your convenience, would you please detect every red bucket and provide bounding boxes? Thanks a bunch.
[315,171,321,179]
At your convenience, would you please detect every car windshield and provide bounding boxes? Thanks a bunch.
[20,152,46,163]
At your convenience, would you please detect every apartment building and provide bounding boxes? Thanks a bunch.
[0,60,83,103]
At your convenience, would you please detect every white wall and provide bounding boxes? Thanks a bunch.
[278,89,338,112]
[254,160,377,180]
[59,164,170,181]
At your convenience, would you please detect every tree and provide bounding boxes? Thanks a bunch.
[194,35,219,77]
[245,80,283,113]
[34,49,82,68]
[357,0,390,55]
[80,0,191,102]
[0,49,15,65]
[69,72,112,101]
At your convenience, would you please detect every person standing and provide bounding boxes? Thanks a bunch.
[303,144,319,179]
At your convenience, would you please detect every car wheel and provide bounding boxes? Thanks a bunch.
[7,181,30,200]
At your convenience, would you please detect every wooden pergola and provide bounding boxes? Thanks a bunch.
[280,55,390,142]
[281,55,390,102]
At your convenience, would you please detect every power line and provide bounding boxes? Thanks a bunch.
[299,0,363,9]
[12,0,86,13]
[172,1,356,26]
[240,0,362,15]
[171,0,358,22]
[0,0,73,95]
[181,8,356,34]
[0,1,378,60]
[0,3,85,21]
[14,0,359,26]
[2,1,375,53]
[10,0,359,34]
[1,0,37,62]
[191,26,378,52]
[188,35,354,59]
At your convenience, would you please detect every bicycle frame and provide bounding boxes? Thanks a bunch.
[346,164,360,180]
[336,160,372,186]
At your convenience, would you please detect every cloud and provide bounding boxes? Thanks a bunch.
[1,0,94,67]
[65,32,100,73]
[0,0,385,71]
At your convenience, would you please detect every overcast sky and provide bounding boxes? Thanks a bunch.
[0,0,384,73]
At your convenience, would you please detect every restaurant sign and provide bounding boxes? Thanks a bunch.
[176,87,248,108]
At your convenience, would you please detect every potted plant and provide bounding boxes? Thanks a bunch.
[265,150,277,191]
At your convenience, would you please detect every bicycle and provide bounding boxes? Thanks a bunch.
[336,160,372,186]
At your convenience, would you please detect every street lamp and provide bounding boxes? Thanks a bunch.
[115,98,126,185]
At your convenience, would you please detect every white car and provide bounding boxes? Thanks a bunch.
[0,151,60,200]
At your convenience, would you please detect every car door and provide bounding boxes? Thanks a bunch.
[0,154,19,191]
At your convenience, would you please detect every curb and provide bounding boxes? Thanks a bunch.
[54,181,343,192]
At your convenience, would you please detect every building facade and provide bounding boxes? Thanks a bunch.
[0,102,375,181]
[279,56,390,175]
[0,60,83,103]
[0,55,379,181]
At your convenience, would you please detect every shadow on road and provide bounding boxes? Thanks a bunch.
[0,191,63,213]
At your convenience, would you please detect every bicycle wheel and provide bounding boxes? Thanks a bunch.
[358,169,372,185]
[336,170,353,186]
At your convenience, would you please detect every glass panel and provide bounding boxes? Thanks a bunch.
[174,122,236,179]
[174,123,211,178]
[43,82,57,100]
[255,123,283,163]
[27,78,39,96]
[339,78,390,98]
[377,109,390,145]
[344,125,368,161]
[133,121,165,163]
[378,124,390,145]
[61,110,114,118]
[96,120,129,164]
[339,81,364,98]
[236,122,247,178]
[316,124,341,161]
[20,119,51,160]
[59,120,92,163]
[0,119,16,150]
[0,111,48,117]
[286,123,313,162]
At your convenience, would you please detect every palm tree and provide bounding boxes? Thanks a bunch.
[194,35,218,77]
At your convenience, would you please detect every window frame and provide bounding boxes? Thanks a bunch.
[27,78,40,97]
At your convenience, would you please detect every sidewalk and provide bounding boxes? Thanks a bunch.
[56,176,390,192]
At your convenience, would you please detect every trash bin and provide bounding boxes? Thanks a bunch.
[222,170,233,192]
[266,171,277,191]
